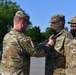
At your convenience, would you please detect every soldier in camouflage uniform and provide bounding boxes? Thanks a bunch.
[45,14,73,75]
[65,16,76,75]
[0,11,53,75]
[68,16,76,38]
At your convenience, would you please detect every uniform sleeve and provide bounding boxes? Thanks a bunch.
[18,36,50,57]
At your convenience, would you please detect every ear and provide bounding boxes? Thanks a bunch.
[20,19,24,26]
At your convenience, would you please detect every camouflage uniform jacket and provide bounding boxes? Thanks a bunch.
[0,28,48,75]
[65,37,76,75]
[45,29,73,75]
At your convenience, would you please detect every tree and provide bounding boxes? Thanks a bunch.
[40,32,46,42]
[0,0,26,43]
[45,27,53,39]
[26,26,42,45]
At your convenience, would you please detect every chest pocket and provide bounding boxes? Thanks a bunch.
[54,36,65,54]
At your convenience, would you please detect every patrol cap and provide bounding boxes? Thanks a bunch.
[15,10,31,24]
[68,16,76,24]
[49,14,65,23]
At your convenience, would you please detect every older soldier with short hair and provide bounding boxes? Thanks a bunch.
[0,10,53,75]
[66,16,76,75]
[45,14,73,75]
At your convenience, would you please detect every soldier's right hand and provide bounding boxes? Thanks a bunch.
[47,39,55,46]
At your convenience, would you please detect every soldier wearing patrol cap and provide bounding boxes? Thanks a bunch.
[0,10,53,75]
[45,14,73,75]
[49,14,65,34]
[68,16,76,38]
[65,16,76,75]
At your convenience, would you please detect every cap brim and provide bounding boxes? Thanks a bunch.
[25,19,31,24]
[49,20,57,23]
[68,22,71,24]
[28,21,31,24]
[68,22,76,24]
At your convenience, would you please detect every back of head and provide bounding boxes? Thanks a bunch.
[68,16,76,24]
[14,10,31,24]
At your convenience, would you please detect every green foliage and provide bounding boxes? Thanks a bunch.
[0,0,22,43]
[40,32,46,42]
[64,27,68,31]
[26,26,42,45]
[26,26,53,45]
[45,27,52,39]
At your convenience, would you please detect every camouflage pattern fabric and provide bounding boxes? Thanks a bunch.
[0,28,48,75]
[49,14,65,23]
[45,29,73,75]
[65,37,76,75]
[68,16,76,24]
